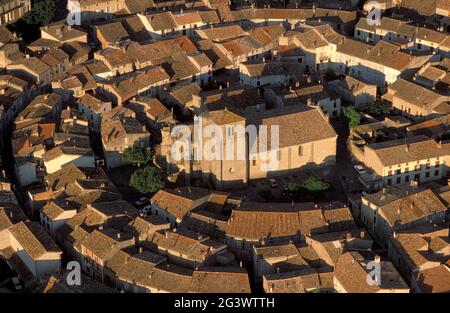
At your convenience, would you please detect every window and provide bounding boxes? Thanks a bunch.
[425,172,430,178]
[227,126,234,137]
[298,146,303,156]
[387,178,392,185]
[277,150,281,161]
[396,177,401,184]
[435,169,440,176]
[252,159,256,166]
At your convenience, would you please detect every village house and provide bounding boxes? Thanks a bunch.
[355,16,449,55]
[106,251,192,293]
[95,21,130,49]
[0,0,31,25]
[97,65,170,105]
[0,42,24,68]
[77,93,112,132]
[383,78,449,120]
[40,200,78,239]
[0,74,36,132]
[292,83,342,117]
[239,61,304,88]
[225,202,355,260]
[79,227,135,282]
[412,57,450,93]
[145,228,227,269]
[358,135,450,187]
[162,81,202,115]
[0,221,62,285]
[42,131,96,174]
[71,0,154,24]
[284,25,431,89]
[328,75,377,109]
[145,187,229,226]
[263,269,335,293]
[7,56,52,85]
[388,224,450,293]
[101,114,150,169]
[360,185,448,244]
[126,97,172,129]
[39,23,88,45]
[137,10,205,40]
[334,251,409,293]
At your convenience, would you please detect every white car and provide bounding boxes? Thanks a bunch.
[354,165,366,175]
[267,178,278,188]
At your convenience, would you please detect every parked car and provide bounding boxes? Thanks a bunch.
[267,178,278,188]
[354,165,366,175]
[12,277,22,291]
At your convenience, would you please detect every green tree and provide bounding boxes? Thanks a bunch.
[23,0,56,26]
[368,99,391,116]
[122,145,153,167]
[129,166,165,194]
[301,177,330,192]
[343,107,360,128]
[283,182,302,192]
[281,182,302,201]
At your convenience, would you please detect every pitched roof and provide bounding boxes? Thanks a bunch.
[377,189,447,227]
[367,136,450,166]
[8,221,61,259]
[150,187,212,220]
[190,267,251,293]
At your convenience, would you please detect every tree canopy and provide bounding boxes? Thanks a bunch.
[23,0,56,26]
[343,107,361,128]
[122,145,153,167]
[129,166,165,194]
[368,99,391,116]
[301,177,330,192]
